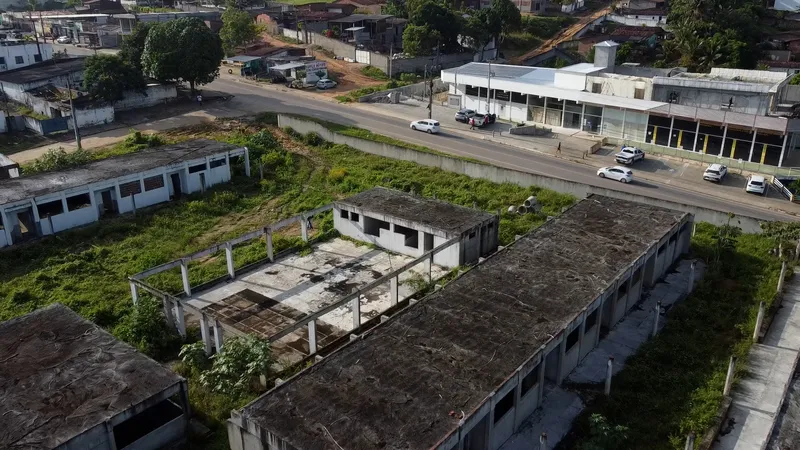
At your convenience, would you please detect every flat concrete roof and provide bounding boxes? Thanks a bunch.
[0,304,184,449]
[0,139,241,206]
[0,57,85,85]
[236,195,687,450]
[335,187,496,235]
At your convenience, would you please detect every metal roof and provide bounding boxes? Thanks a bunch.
[271,62,306,70]
[226,55,262,63]
[329,13,392,22]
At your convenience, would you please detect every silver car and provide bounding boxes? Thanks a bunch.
[455,109,476,123]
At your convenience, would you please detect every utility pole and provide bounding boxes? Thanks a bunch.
[486,59,493,114]
[389,44,393,79]
[427,40,440,120]
[28,4,41,59]
[65,77,82,150]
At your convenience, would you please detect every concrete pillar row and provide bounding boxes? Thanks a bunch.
[180,260,191,296]
[174,301,186,338]
[200,314,212,355]
[300,216,309,242]
[308,319,317,355]
[352,295,361,329]
[130,281,139,305]
[390,276,399,305]
[225,242,235,278]
[213,319,224,351]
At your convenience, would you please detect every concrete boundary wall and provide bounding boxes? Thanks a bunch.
[277,114,767,232]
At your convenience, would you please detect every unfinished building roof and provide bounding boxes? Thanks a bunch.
[237,195,688,450]
[0,304,184,449]
[0,57,86,85]
[0,139,241,206]
[335,187,496,235]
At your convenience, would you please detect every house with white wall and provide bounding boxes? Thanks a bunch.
[0,139,250,248]
[333,187,499,268]
[0,41,53,71]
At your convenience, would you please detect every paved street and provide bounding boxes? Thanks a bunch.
[11,73,799,222]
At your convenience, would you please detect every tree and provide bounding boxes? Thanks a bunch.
[407,0,461,52]
[462,9,492,61]
[578,414,628,450]
[142,17,224,93]
[402,24,442,56]
[220,7,259,56]
[383,0,407,18]
[119,22,153,72]
[488,0,521,38]
[114,296,183,361]
[180,335,273,398]
[83,54,147,102]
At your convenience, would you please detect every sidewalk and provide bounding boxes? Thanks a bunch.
[712,273,800,450]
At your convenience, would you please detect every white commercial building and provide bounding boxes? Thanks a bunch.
[0,139,250,248]
[334,187,499,268]
[0,40,53,71]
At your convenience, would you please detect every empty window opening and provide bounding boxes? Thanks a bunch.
[66,193,91,211]
[119,180,143,198]
[632,267,642,284]
[488,222,494,229]
[657,244,666,255]
[591,83,602,94]
[188,163,207,174]
[424,232,434,251]
[669,233,677,244]
[520,364,540,397]
[143,175,165,192]
[37,200,64,218]
[586,308,598,330]
[493,390,515,424]
[634,88,645,99]
[468,231,476,239]
[617,281,629,298]
[566,327,580,352]
[394,224,419,248]
[364,216,390,237]
[113,398,183,449]
[340,209,349,219]
[15,55,23,64]
[209,158,227,168]
[350,212,360,222]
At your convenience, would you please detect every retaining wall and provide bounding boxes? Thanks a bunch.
[357,79,447,103]
[278,114,767,232]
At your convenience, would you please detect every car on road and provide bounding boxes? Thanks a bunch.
[597,166,633,183]
[703,163,728,182]
[746,175,767,195]
[483,113,497,125]
[410,119,440,134]
[472,113,487,127]
[56,36,71,44]
[614,146,645,165]
[455,109,476,123]
[315,79,337,90]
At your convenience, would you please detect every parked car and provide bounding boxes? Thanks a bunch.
[472,113,487,127]
[270,74,287,84]
[56,36,71,44]
[316,79,337,90]
[614,146,645,165]
[455,109,476,123]
[597,166,633,183]
[287,79,305,89]
[746,175,767,195]
[410,119,441,134]
[703,163,728,182]
[483,113,497,125]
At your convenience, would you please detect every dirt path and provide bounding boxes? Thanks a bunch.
[511,6,612,64]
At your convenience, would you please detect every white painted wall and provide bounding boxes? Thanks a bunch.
[586,75,654,100]
[114,84,178,111]
[0,42,53,71]
[774,0,800,11]
[72,105,114,129]
[606,13,666,27]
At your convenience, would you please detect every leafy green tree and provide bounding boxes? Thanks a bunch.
[402,24,442,56]
[383,0,407,17]
[489,0,521,38]
[83,54,147,102]
[119,22,153,72]
[220,7,259,56]
[407,0,461,52]
[462,9,493,60]
[114,296,183,361]
[186,335,273,398]
[142,17,224,93]
[578,414,628,450]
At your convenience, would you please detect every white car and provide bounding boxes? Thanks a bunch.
[471,113,487,127]
[410,119,440,134]
[745,175,767,195]
[315,79,337,90]
[614,146,645,165]
[703,163,728,182]
[56,36,71,44]
[597,166,633,183]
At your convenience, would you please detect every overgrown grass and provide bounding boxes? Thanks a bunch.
[271,34,301,45]
[561,222,782,449]
[360,65,389,80]
[334,80,412,103]
[519,15,577,39]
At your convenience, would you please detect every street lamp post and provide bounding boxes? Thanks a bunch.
[486,61,495,114]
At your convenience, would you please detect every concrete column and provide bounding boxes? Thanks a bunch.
[264,228,274,262]
[560,99,566,127]
[105,421,118,450]
[667,116,675,147]
[688,261,696,295]
[719,125,728,157]
[161,296,175,327]
[556,337,567,385]
[180,260,191,296]
[652,301,662,338]
[89,189,99,222]
[749,130,758,162]
[130,281,139,305]
[723,356,736,396]
[608,281,619,328]
[577,318,586,356]
[604,356,614,395]
[200,313,212,355]
[779,133,789,167]
[352,295,361,329]
[300,217,309,242]
[779,260,788,293]
[595,298,605,343]
[692,121,701,152]
[390,276,399,305]
[542,97,547,126]
[753,301,765,342]
[424,254,433,283]
[308,319,317,354]
[174,301,186,338]
[225,242,235,278]
[537,355,546,406]
[580,103,586,131]
[244,147,251,177]
[0,209,12,246]
[684,433,696,450]
[213,319,224,351]
[539,433,548,450]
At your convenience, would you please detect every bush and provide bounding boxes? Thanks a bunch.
[328,167,347,183]
[303,131,325,147]
[113,296,183,361]
[398,72,419,83]
[246,130,280,159]
[190,335,274,398]
[360,65,388,80]
[123,130,167,151]
[24,147,93,174]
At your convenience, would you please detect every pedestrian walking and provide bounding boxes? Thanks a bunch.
[196,94,203,107]
[307,217,313,230]
[469,117,475,130]
[557,142,562,154]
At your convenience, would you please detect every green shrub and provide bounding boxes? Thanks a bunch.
[303,131,325,146]
[113,296,183,361]
[360,65,388,80]
[246,130,280,159]
[24,147,93,174]
[328,167,347,183]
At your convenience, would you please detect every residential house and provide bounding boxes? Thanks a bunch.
[0,40,52,71]
[609,25,663,48]
[607,7,667,27]
[333,0,385,15]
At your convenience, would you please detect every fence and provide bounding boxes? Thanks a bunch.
[773,177,795,201]
[23,115,69,135]
[278,114,767,232]
[357,79,448,103]
[605,136,800,178]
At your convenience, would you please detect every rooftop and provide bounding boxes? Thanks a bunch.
[609,25,663,38]
[329,13,393,22]
[0,304,184,449]
[336,187,496,235]
[656,68,791,93]
[334,0,387,5]
[617,7,667,15]
[237,196,687,449]
[0,139,241,206]
[0,57,85,85]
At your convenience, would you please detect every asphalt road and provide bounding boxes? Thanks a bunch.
[208,77,795,223]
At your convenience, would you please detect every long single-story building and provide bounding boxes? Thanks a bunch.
[0,304,190,450]
[441,45,794,167]
[227,195,693,450]
[334,187,499,267]
[0,139,250,248]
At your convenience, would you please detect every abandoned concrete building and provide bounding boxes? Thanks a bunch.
[334,187,499,268]
[0,304,190,450]
[226,195,693,450]
[0,139,250,248]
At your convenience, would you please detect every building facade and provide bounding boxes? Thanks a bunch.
[0,40,52,71]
